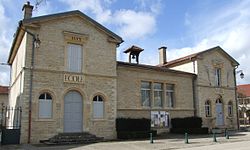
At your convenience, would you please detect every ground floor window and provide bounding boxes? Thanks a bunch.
[39,92,52,119]
[205,100,211,117]
[93,95,104,119]
[228,101,233,117]
[151,111,170,127]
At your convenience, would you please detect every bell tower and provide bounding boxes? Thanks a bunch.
[124,45,144,64]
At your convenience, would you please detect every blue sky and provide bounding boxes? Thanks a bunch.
[0,0,249,85]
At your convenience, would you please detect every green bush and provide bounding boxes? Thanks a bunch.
[171,117,202,129]
[170,127,208,134]
[116,118,151,131]
[117,130,157,139]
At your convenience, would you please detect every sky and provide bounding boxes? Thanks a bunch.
[0,0,249,86]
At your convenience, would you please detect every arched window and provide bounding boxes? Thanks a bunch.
[205,100,211,117]
[228,101,233,117]
[93,95,104,119]
[39,93,52,118]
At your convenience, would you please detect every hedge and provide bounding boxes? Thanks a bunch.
[171,117,202,129]
[116,118,151,132]
[170,128,208,134]
[117,130,157,139]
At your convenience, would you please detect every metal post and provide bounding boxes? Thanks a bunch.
[185,133,189,144]
[224,128,227,137]
[226,130,229,139]
[213,133,217,142]
[150,133,153,143]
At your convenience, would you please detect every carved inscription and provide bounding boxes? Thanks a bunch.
[64,74,84,84]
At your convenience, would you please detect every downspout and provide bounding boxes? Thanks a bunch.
[234,66,240,130]
[192,75,197,116]
[20,26,36,143]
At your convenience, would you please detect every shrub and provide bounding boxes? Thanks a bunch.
[116,118,151,132]
[117,130,157,139]
[171,117,202,129]
[170,128,208,134]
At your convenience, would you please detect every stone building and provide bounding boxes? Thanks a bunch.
[237,84,250,125]
[7,2,239,144]
[0,86,8,106]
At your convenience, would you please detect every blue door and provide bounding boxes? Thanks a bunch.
[216,100,224,126]
[64,91,83,132]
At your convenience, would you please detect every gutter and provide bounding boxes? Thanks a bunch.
[234,66,240,130]
[192,74,197,116]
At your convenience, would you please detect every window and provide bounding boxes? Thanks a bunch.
[67,43,82,72]
[154,83,163,107]
[141,82,151,107]
[215,68,221,86]
[166,84,174,107]
[205,100,211,117]
[93,95,104,119]
[39,93,52,119]
[228,101,233,117]
[151,111,170,128]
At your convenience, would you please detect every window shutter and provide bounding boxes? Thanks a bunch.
[68,44,82,72]
[39,99,52,118]
[93,101,104,118]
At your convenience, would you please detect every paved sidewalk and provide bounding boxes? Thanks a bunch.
[1,131,250,150]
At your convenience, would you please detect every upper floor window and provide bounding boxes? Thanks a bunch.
[228,101,233,117]
[215,68,221,86]
[166,84,174,107]
[67,43,82,72]
[93,95,104,119]
[141,82,151,107]
[154,83,163,107]
[205,100,211,117]
[39,93,52,119]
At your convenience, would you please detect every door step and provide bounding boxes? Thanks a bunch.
[40,132,104,145]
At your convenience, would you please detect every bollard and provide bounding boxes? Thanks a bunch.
[213,133,217,142]
[150,133,153,144]
[226,131,229,139]
[224,128,227,137]
[185,133,189,144]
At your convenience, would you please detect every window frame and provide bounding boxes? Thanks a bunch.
[141,81,151,107]
[166,84,175,108]
[215,68,221,87]
[153,83,163,107]
[67,43,83,73]
[228,101,233,117]
[93,95,105,119]
[38,92,53,119]
[205,100,211,117]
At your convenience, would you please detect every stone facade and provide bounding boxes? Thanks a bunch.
[167,48,238,130]
[7,3,239,144]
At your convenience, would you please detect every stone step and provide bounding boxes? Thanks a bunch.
[40,132,104,145]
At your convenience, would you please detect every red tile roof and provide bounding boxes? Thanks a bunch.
[0,86,8,94]
[161,46,239,68]
[237,84,250,97]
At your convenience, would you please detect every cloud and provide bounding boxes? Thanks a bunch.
[169,1,250,84]
[0,1,12,86]
[113,10,156,40]
[59,0,161,40]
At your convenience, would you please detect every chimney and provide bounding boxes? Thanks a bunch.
[22,1,34,19]
[158,46,167,64]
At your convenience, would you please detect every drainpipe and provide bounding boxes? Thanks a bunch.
[192,75,197,116]
[234,66,240,130]
[20,27,37,143]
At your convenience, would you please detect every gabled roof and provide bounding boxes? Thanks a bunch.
[117,61,196,77]
[162,46,239,68]
[237,84,250,97]
[0,86,8,94]
[8,10,123,64]
[22,10,123,43]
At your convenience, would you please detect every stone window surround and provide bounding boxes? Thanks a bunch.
[63,31,89,73]
[140,80,176,109]
[91,93,107,121]
[36,91,55,121]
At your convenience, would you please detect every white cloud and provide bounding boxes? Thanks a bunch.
[169,1,250,84]
[59,0,160,40]
[113,10,156,40]
[0,1,11,86]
